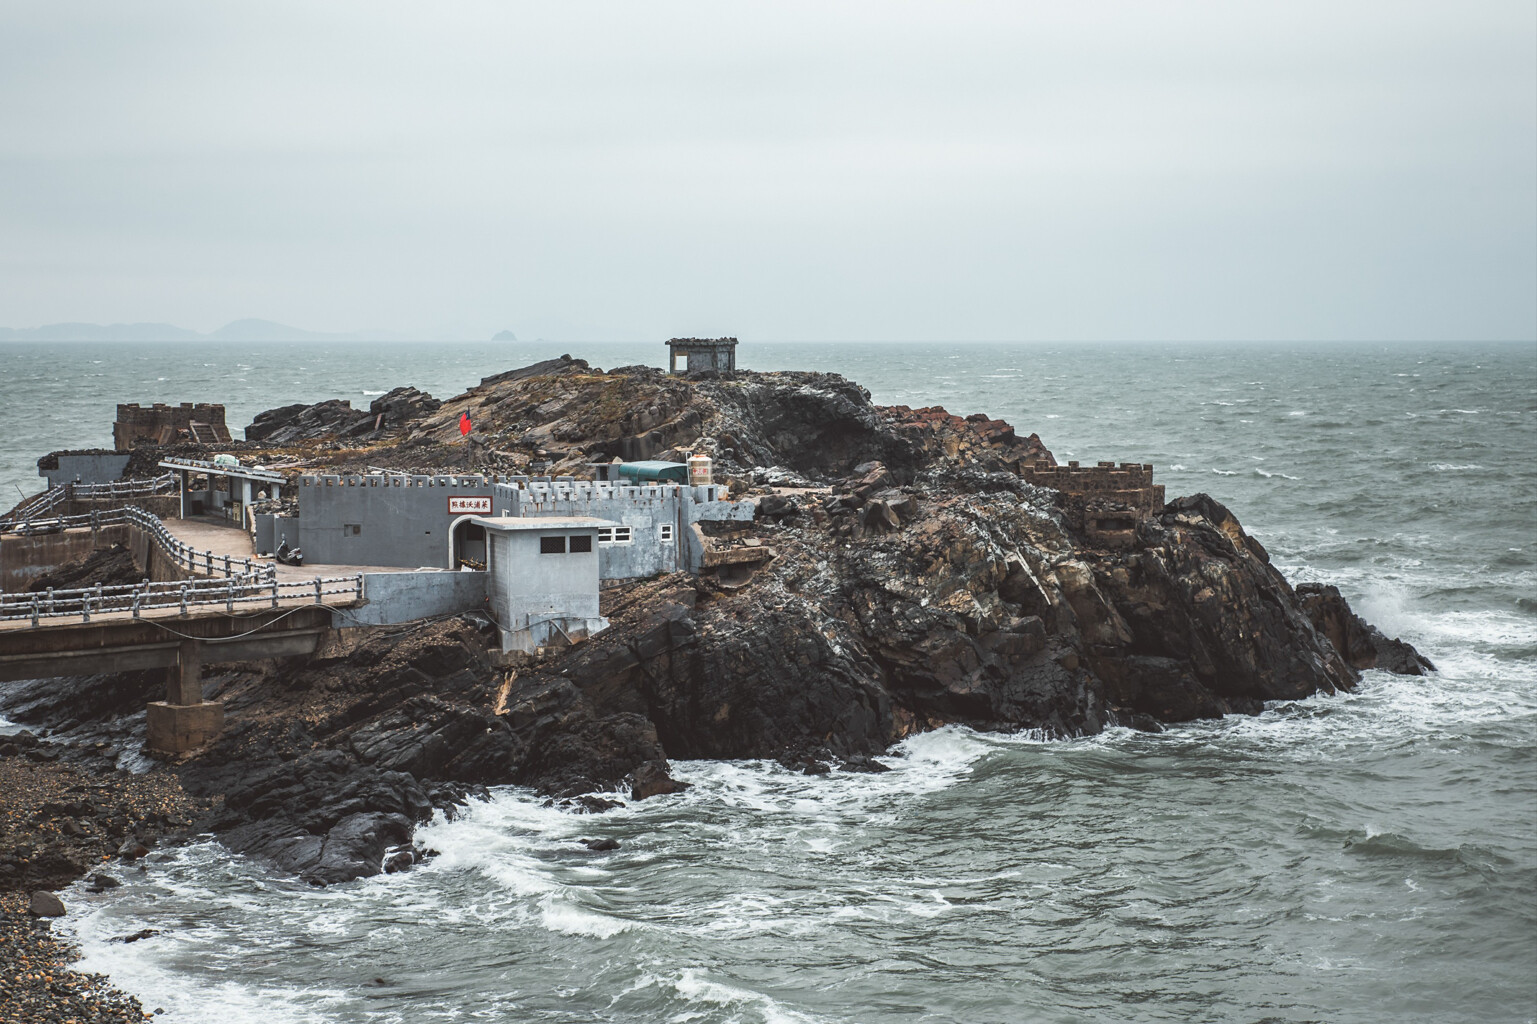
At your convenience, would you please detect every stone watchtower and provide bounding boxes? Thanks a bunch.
[666,337,737,374]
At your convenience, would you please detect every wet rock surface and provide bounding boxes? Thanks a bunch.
[1294,582,1436,676]
[0,357,1431,906]
[26,543,142,592]
[0,891,157,1022]
[0,732,206,1022]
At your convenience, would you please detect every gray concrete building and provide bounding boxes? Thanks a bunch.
[291,472,755,576]
[482,516,612,652]
[666,337,737,374]
[296,473,496,569]
[38,453,131,489]
[490,478,753,577]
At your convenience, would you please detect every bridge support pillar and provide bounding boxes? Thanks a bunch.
[145,640,224,755]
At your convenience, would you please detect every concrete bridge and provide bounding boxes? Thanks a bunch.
[0,502,388,755]
[0,604,340,753]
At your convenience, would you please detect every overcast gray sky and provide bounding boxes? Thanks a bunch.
[0,1,1532,342]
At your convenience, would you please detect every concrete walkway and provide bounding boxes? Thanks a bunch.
[161,516,418,581]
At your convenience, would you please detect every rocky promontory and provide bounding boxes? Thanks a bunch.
[1,357,1431,889]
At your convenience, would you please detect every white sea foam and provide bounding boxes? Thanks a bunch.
[361,389,387,396]
[1168,464,1187,471]
[1212,468,1237,476]
[1429,463,1482,471]
[1288,410,1308,416]
[540,896,633,938]
[1255,468,1300,480]
[670,968,827,1024]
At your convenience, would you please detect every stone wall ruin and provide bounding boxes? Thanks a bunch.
[1019,459,1166,548]
[114,403,231,449]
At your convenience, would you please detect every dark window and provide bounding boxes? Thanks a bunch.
[569,534,593,553]
[346,524,361,536]
[540,535,566,554]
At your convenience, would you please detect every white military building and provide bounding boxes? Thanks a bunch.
[480,516,614,653]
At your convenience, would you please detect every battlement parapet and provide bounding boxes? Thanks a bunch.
[1019,458,1166,543]
[299,473,495,488]
[294,472,729,506]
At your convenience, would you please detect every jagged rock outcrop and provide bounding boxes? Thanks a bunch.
[0,356,1433,886]
[1294,583,1435,676]
[245,386,440,443]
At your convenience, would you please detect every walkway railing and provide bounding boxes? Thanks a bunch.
[0,485,68,527]
[0,505,277,585]
[69,472,177,499]
[1,573,364,626]
[0,473,178,530]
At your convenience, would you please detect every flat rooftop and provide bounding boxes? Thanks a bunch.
[159,457,286,484]
[474,516,619,531]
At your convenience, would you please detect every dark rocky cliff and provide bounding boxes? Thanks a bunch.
[1,358,1430,885]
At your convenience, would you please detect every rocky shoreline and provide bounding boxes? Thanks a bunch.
[0,730,205,1022]
[0,357,1432,1016]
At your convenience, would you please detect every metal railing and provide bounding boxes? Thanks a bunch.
[0,505,276,585]
[69,472,177,499]
[0,485,68,527]
[1,473,178,530]
[1,573,364,625]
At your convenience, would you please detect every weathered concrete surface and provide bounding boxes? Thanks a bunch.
[38,452,131,489]
[350,570,488,626]
[1,525,130,592]
[0,606,336,681]
[146,701,225,754]
[295,474,495,569]
[161,515,418,582]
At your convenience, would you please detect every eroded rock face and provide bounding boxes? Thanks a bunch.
[0,358,1432,886]
[1294,583,1435,676]
[245,386,441,443]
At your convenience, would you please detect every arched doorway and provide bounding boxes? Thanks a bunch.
[449,515,488,570]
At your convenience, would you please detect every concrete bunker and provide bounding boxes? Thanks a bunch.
[666,337,737,375]
[479,516,614,653]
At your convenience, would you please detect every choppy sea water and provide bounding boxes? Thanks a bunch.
[1,340,1533,1023]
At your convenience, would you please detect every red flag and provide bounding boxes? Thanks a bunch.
[459,412,472,436]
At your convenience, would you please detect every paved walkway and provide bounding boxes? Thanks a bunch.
[162,516,416,581]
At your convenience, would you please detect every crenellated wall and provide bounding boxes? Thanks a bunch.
[114,403,232,448]
[296,473,496,568]
[291,471,755,575]
[1019,459,1166,547]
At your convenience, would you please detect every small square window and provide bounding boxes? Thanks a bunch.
[569,535,593,553]
[659,524,675,543]
[540,535,566,554]
[613,526,633,544]
[346,524,361,536]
